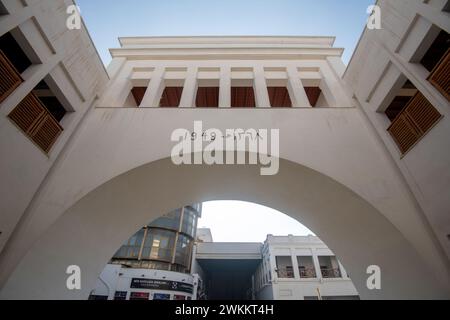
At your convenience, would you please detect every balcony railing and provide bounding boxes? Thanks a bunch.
[299,267,317,279]
[321,268,342,278]
[428,48,450,102]
[276,268,295,279]
[388,92,442,154]
[8,93,63,153]
[0,49,23,104]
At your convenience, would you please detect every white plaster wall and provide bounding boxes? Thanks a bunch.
[1,157,447,299]
[0,6,447,299]
[1,105,446,292]
[344,0,450,257]
[0,0,108,252]
[274,281,358,300]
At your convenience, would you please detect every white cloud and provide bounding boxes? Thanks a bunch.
[198,201,314,243]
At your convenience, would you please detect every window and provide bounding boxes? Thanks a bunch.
[275,256,294,278]
[114,229,145,259]
[297,256,316,278]
[8,80,67,154]
[151,209,181,231]
[231,86,256,108]
[0,31,33,104]
[175,234,193,268]
[0,31,32,74]
[385,79,442,154]
[420,30,449,73]
[159,87,183,107]
[196,87,219,107]
[130,87,147,106]
[197,69,220,108]
[267,87,292,108]
[304,87,323,107]
[299,68,332,107]
[181,207,198,237]
[142,229,175,262]
[33,80,67,122]
[421,29,450,101]
[231,69,256,108]
[318,256,342,278]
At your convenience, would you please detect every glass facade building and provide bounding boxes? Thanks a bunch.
[111,204,201,274]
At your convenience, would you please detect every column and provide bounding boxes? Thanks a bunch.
[106,57,127,79]
[287,66,312,108]
[97,59,132,108]
[291,249,301,280]
[219,66,231,108]
[312,249,323,280]
[268,247,278,281]
[337,260,348,279]
[253,66,271,108]
[319,62,351,107]
[179,66,198,108]
[139,66,165,108]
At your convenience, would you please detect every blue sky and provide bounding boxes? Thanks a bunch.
[77,0,374,65]
[76,1,372,242]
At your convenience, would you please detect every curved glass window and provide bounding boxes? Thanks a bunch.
[181,207,198,238]
[141,229,175,262]
[175,234,193,267]
[150,209,181,231]
[114,229,145,259]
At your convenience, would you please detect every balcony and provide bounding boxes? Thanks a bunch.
[320,268,342,279]
[299,267,317,279]
[0,49,23,104]
[8,93,64,153]
[276,267,295,279]
[428,48,450,102]
[388,92,442,154]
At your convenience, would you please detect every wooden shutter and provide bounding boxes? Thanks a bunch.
[8,93,63,153]
[0,50,23,104]
[429,48,450,102]
[388,92,442,154]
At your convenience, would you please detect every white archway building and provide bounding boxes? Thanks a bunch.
[0,0,449,299]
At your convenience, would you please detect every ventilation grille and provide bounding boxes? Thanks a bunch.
[429,48,450,102]
[388,92,442,154]
[8,93,63,153]
[0,50,23,104]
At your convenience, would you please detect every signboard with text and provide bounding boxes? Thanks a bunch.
[130,278,194,294]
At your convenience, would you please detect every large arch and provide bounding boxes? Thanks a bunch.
[0,156,448,300]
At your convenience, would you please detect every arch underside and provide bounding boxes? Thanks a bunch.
[0,157,449,300]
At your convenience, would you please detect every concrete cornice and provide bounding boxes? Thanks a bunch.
[118,36,337,48]
[109,47,344,60]
[111,36,343,60]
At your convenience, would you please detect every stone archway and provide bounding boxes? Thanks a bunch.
[1,157,448,300]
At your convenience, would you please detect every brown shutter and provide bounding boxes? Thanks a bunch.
[388,92,442,154]
[8,93,63,153]
[0,50,23,104]
[428,48,450,102]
